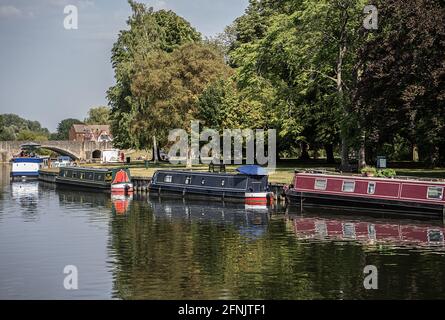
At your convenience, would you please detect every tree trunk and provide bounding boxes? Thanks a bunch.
[412,144,419,162]
[325,144,335,164]
[152,136,159,164]
[358,133,366,170]
[300,142,310,161]
[340,137,349,170]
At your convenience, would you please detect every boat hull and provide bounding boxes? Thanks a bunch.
[55,177,110,189]
[286,190,445,218]
[149,185,271,203]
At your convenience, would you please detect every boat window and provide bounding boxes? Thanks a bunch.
[221,179,225,187]
[86,172,94,180]
[61,170,66,177]
[95,174,104,181]
[66,170,72,178]
[368,182,376,194]
[314,179,327,190]
[164,175,172,183]
[201,179,206,185]
[80,173,85,180]
[427,187,443,200]
[185,177,191,185]
[428,230,444,243]
[342,181,355,193]
[72,171,77,178]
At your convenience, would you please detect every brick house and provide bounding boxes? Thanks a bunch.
[68,124,113,142]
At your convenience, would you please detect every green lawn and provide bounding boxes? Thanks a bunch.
[44,160,445,184]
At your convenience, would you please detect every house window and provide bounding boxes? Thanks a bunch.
[164,175,172,183]
[368,182,376,195]
[342,181,355,193]
[314,179,327,190]
[185,177,191,185]
[427,187,443,200]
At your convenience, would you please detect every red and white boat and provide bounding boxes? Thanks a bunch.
[285,170,445,218]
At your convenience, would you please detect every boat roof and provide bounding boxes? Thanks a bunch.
[60,166,110,172]
[236,165,268,176]
[12,157,43,163]
[296,171,445,185]
[155,170,265,178]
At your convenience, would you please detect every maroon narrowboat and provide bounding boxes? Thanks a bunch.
[285,171,445,218]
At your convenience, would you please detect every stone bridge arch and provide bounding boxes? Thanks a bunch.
[0,141,114,162]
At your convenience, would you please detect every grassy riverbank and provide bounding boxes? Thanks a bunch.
[41,161,445,184]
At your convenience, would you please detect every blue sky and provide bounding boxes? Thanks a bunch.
[0,0,248,131]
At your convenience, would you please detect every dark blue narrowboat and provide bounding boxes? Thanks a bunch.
[149,165,273,205]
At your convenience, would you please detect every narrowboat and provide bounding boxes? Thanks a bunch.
[285,171,445,218]
[10,157,44,180]
[55,167,134,194]
[149,165,273,205]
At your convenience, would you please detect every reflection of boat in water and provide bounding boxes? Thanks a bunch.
[56,186,133,215]
[148,196,269,240]
[289,211,445,248]
[111,193,133,215]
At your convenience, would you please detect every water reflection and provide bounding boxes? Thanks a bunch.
[288,213,445,250]
[149,197,269,241]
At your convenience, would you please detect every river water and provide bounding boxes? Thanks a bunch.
[0,164,444,299]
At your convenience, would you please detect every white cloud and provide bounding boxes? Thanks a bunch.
[0,5,22,18]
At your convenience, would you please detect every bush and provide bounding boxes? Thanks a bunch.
[377,168,397,178]
[361,166,377,176]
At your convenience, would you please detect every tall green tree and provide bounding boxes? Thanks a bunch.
[107,1,201,149]
[355,0,445,166]
[85,106,111,125]
[0,114,50,141]
[128,43,232,149]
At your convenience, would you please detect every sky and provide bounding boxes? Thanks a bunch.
[0,0,249,131]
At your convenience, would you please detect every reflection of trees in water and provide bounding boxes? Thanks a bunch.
[109,198,445,299]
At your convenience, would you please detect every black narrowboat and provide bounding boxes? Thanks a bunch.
[149,165,273,205]
[55,167,133,194]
